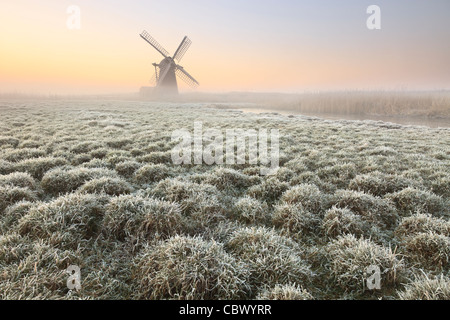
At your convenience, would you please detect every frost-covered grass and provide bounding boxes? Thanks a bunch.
[0,99,449,300]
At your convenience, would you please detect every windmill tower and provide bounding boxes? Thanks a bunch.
[140,30,199,96]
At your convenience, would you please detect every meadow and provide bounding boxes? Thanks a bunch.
[0,99,449,299]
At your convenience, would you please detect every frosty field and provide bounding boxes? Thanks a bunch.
[0,99,449,300]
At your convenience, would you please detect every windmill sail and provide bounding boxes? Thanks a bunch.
[140,30,170,58]
[176,66,199,88]
[173,36,192,62]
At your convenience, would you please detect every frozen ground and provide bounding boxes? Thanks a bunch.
[0,100,449,299]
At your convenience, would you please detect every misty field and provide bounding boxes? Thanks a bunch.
[0,99,449,300]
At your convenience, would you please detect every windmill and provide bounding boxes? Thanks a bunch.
[140,30,199,96]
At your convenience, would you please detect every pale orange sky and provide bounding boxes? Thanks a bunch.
[1,0,449,94]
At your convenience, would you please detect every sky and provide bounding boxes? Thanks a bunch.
[1,0,450,94]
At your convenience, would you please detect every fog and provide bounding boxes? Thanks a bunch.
[1,90,449,128]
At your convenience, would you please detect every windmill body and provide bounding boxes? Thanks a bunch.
[155,57,178,95]
[140,31,199,96]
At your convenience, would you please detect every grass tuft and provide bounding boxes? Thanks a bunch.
[280,184,324,214]
[134,235,250,299]
[322,206,368,239]
[256,283,314,300]
[225,226,314,291]
[326,234,405,295]
[233,196,269,224]
[397,275,450,300]
[78,177,133,196]
[403,232,450,271]
[332,189,398,229]
[272,203,321,240]
[134,163,170,184]
[17,193,107,249]
[103,195,186,243]
[387,187,447,217]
